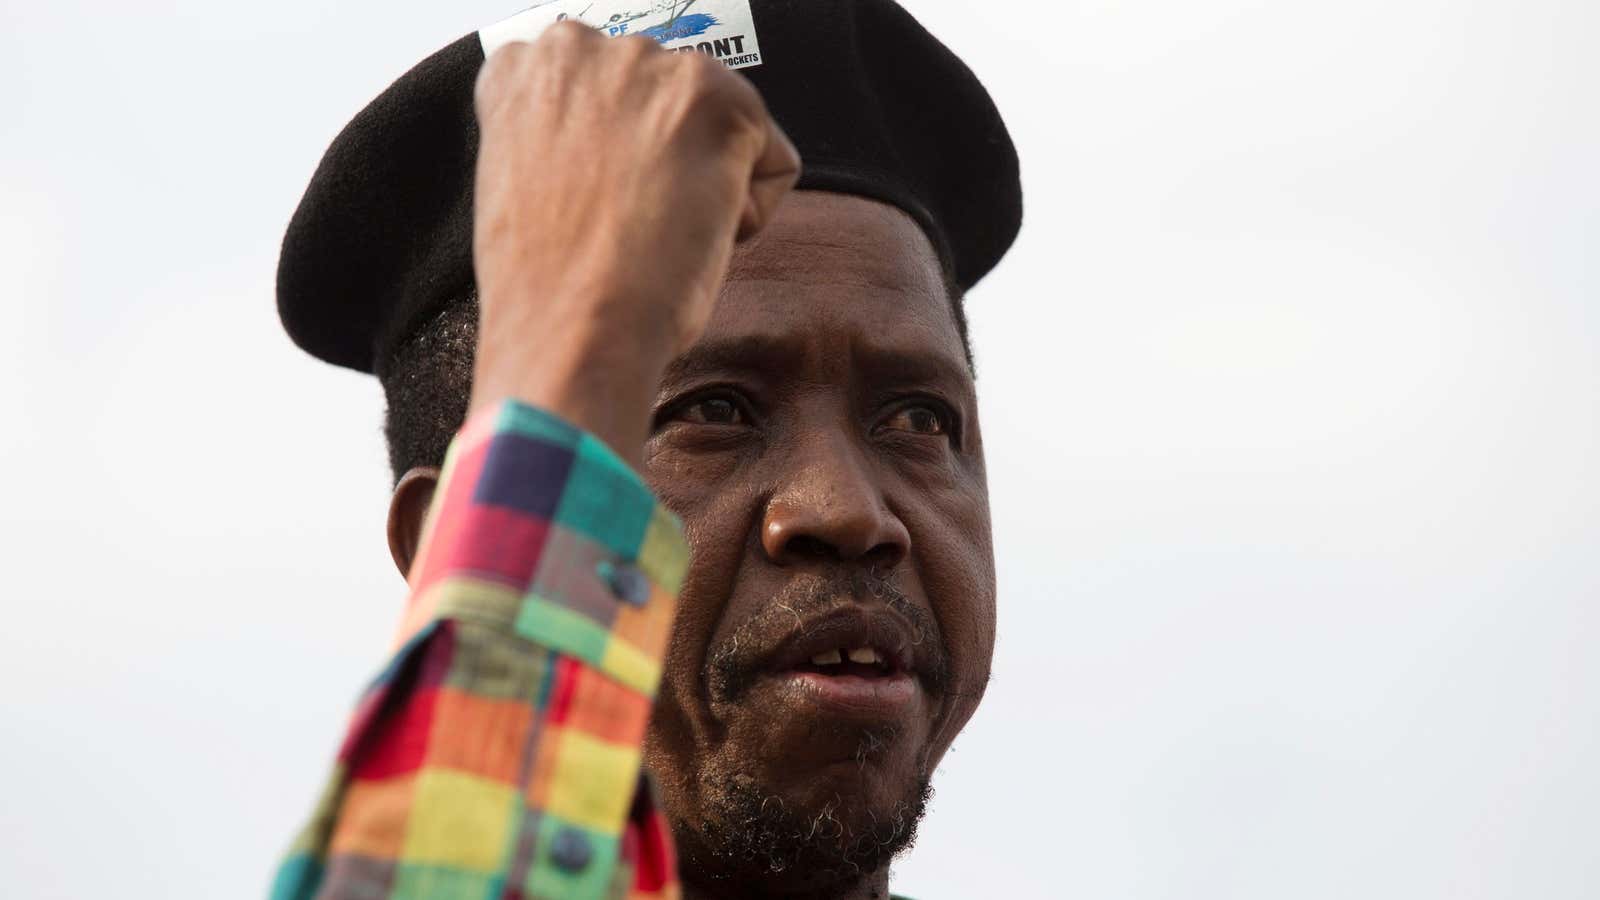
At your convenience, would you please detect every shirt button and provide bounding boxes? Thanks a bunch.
[597,560,650,607]
[550,827,592,873]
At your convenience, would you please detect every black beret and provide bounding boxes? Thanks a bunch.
[279,0,1022,374]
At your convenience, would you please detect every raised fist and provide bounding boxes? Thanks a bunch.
[469,22,800,459]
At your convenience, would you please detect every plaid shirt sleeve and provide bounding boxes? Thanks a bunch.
[272,400,686,900]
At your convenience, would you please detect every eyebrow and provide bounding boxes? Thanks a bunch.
[853,345,972,393]
[659,334,972,395]
[660,335,805,385]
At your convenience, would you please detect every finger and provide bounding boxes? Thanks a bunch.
[689,58,797,241]
[736,114,801,242]
[474,40,533,118]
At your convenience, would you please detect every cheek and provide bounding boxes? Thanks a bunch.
[643,446,759,698]
[644,441,761,577]
[640,450,762,804]
[644,442,746,499]
[905,493,995,774]
[906,480,996,686]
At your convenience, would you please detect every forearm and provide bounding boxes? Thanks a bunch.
[468,309,670,473]
[274,400,686,900]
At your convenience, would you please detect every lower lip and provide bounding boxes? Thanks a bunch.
[772,670,918,718]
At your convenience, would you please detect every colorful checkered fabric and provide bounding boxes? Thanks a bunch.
[273,400,688,900]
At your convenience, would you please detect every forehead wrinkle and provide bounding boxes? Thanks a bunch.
[709,267,966,382]
[723,273,943,301]
[730,222,944,294]
[727,251,936,297]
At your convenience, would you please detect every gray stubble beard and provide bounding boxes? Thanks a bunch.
[678,765,934,899]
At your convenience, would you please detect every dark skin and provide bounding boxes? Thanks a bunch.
[385,23,994,899]
[389,193,996,898]
[642,193,996,898]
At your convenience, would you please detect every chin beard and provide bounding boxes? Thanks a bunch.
[672,764,933,899]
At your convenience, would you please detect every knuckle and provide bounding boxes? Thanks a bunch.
[480,41,527,75]
[675,51,731,101]
[616,34,658,59]
[475,43,526,107]
[685,49,727,82]
[541,19,592,48]
[692,63,765,129]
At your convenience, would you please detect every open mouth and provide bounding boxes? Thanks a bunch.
[755,609,923,718]
[794,645,898,678]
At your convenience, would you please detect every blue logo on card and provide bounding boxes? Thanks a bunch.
[639,13,720,43]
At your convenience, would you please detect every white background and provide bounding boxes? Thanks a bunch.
[2,1,1596,897]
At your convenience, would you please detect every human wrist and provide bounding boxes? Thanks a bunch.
[469,313,670,469]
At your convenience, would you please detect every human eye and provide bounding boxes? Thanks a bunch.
[659,389,754,428]
[875,397,958,440]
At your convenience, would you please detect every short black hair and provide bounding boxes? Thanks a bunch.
[379,277,973,485]
[380,294,478,484]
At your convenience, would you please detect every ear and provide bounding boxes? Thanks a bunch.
[387,466,440,579]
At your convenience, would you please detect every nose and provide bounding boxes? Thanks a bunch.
[760,431,910,569]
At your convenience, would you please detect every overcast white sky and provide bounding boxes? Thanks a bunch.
[2,1,1596,897]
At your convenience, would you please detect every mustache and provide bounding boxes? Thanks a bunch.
[705,568,951,701]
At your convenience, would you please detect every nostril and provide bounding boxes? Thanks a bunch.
[861,540,905,571]
[761,497,911,565]
[774,534,907,567]
[781,534,835,561]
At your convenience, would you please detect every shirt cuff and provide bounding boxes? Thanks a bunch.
[395,400,688,696]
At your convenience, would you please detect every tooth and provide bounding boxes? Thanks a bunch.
[811,649,843,665]
[848,647,879,665]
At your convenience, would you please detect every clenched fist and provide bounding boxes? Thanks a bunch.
[468,22,800,463]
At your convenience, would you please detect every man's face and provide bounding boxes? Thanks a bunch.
[639,191,997,891]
